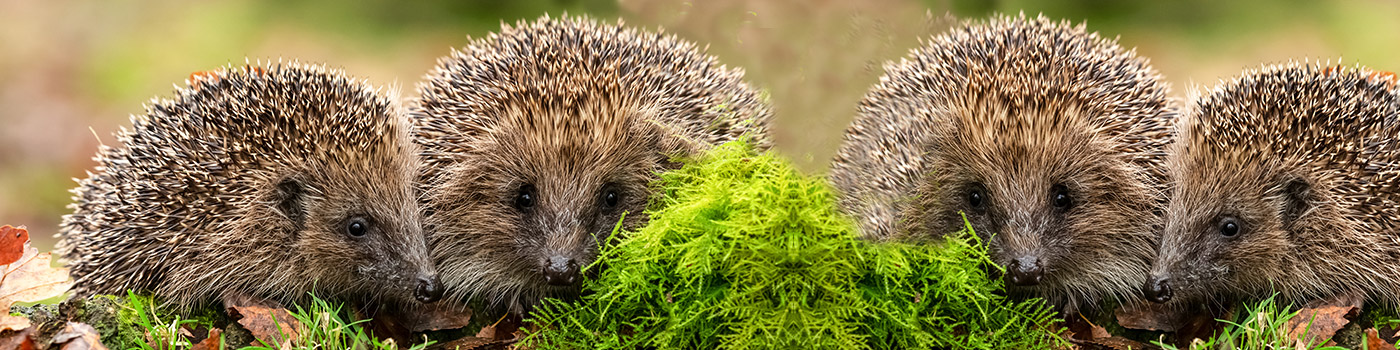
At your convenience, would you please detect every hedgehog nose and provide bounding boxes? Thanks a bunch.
[1144,276,1173,303]
[543,256,580,286]
[1007,256,1044,286]
[414,275,443,303]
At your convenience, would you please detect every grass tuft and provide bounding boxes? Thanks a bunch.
[112,292,428,350]
[1154,295,1350,350]
[240,294,433,350]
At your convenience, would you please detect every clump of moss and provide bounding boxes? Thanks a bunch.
[112,292,228,349]
[523,140,1062,349]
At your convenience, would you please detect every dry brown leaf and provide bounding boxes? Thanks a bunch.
[475,323,497,340]
[430,314,523,350]
[0,235,74,310]
[430,336,504,350]
[1116,302,1192,332]
[475,314,522,341]
[1081,336,1159,350]
[0,226,30,266]
[52,322,108,350]
[1117,302,1231,348]
[0,228,74,336]
[228,303,303,348]
[0,327,37,350]
[1284,293,1362,345]
[1368,328,1400,350]
[189,328,223,350]
[1062,314,1113,342]
[0,315,31,332]
[401,303,473,333]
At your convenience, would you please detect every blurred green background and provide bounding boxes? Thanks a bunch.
[2,0,1398,251]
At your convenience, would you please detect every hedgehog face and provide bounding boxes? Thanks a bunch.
[1150,127,1328,306]
[426,106,663,313]
[914,104,1159,308]
[1148,151,1305,305]
[271,144,443,305]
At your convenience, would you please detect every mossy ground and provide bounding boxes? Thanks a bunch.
[521,141,1062,350]
[13,292,424,350]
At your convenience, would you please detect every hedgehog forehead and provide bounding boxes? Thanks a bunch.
[486,101,642,148]
[467,106,651,184]
[937,100,1121,180]
[423,15,720,112]
[893,13,1167,116]
[1167,153,1275,207]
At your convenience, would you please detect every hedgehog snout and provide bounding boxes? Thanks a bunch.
[1143,275,1173,303]
[542,255,580,286]
[1007,256,1044,286]
[415,274,444,303]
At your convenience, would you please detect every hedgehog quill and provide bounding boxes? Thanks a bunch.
[412,15,772,314]
[59,62,444,308]
[1146,62,1400,308]
[829,14,1177,312]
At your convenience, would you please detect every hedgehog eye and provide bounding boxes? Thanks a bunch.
[346,217,369,238]
[967,185,985,209]
[601,186,621,209]
[515,184,536,210]
[1051,184,1073,210]
[1219,217,1241,237]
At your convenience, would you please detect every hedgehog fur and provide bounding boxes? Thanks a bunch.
[59,62,443,308]
[828,13,1176,311]
[411,14,773,314]
[1147,62,1400,308]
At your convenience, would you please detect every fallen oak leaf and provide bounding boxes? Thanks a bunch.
[0,315,31,333]
[0,226,30,266]
[428,335,506,350]
[1116,302,1193,332]
[226,298,303,348]
[1283,293,1362,346]
[475,322,498,340]
[1062,313,1111,341]
[52,322,108,350]
[0,326,37,350]
[475,313,523,341]
[0,246,72,304]
[401,302,473,333]
[1117,301,1230,348]
[1073,336,1160,350]
[1061,315,1093,341]
[1369,328,1399,350]
[189,328,222,350]
[427,313,522,350]
[0,230,73,331]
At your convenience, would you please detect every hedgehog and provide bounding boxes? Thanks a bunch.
[411,15,773,314]
[58,62,444,308]
[1145,62,1400,308]
[827,14,1176,311]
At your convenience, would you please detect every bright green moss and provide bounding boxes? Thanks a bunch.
[523,140,1063,349]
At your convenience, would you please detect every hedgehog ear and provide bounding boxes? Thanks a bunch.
[1280,177,1311,229]
[275,177,307,231]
